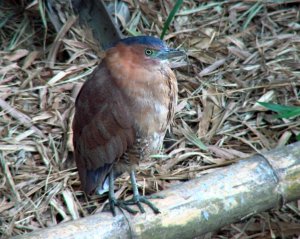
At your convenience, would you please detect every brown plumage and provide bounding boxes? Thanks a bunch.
[72,36,183,215]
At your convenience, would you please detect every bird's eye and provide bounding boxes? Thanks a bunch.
[145,49,153,56]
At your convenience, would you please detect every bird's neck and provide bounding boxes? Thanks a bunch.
[104,45,177,135]
[105,45,168,89]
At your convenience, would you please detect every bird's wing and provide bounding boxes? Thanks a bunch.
[73,63,135,194]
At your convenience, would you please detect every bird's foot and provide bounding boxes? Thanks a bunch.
[106,170,161,215]
[124,194,161,214]
[108,197,139,216]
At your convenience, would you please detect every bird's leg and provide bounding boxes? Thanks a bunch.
[108,169,138,216]
[124,170,160,214]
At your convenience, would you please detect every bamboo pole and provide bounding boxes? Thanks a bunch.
[13,142,300,239]
[46,0,123,51]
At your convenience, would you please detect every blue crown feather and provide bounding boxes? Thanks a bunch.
[113,36,168,49]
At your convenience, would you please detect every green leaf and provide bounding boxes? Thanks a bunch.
[243,2,263,30]
[258,102,299,112]
[181,123,207,151]
[160,0,184,39]
[258,102,300,119]
[38,0,48,29]
[277,108,300,119]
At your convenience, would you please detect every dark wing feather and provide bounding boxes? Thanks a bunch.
[73,62,135,194]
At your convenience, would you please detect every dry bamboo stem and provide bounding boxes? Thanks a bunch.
[13,142,300,239]
[70,0,123,49]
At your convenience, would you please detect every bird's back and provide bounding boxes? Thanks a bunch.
[73,61,136,193]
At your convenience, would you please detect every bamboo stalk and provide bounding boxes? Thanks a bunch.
[13,142,300,239]
[72,0,123,49]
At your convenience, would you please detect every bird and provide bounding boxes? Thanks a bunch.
[72,35,184,215]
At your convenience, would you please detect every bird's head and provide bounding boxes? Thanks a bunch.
[108,36,184,66]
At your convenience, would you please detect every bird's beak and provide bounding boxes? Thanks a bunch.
[158,48,185,60]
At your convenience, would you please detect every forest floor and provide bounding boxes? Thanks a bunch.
[1,0,300,238]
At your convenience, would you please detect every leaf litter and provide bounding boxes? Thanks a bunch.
[0,0,299,238]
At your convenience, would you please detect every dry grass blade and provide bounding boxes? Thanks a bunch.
[47,16,77,68]
[0,152,22,202]
[0,99,45,138]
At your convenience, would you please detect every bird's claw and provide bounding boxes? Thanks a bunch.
[106,170,161,215]
[123,195,161,214]
[108,197,139,216]
[146,194,165,200]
